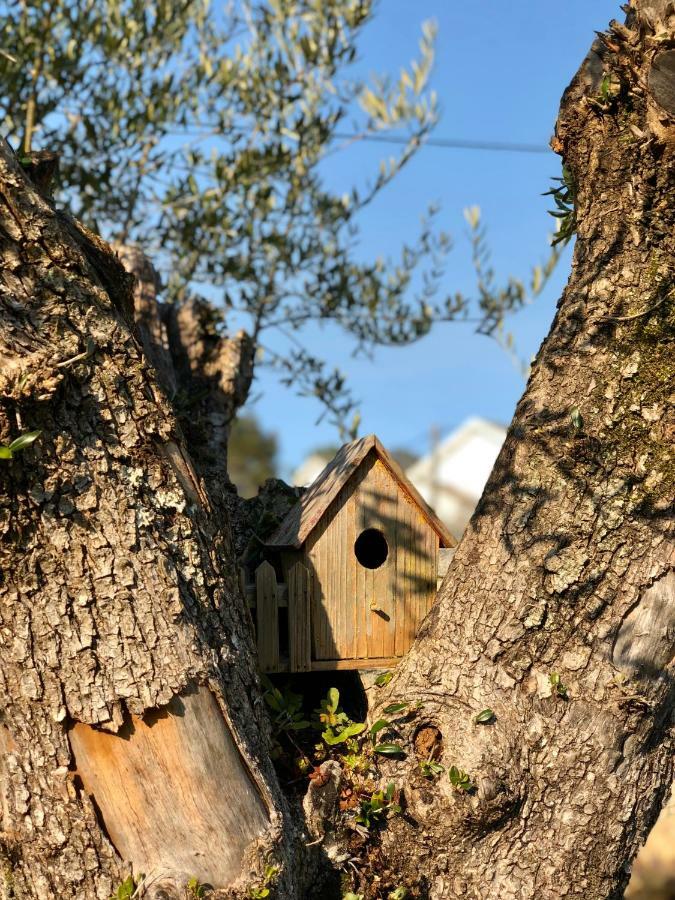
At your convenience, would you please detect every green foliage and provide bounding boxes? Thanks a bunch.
[448,766,475,793]
[464,205,563,378]
[389,889,408,900]
[544,164,577,248]
[474,708,495,725]
[0,430,42,460]
[187,877,206,898]
[382,702,407,715]
[368,718,390,737]
[419,759,444,779]
[249,864,279,899]
[372,742,404,757]
[322,721,367,746]
[355,782,401,829]
[315,687,366,745]
[588,69,621,112]
[374,671,393,687]
[110,874,141,900]
[261,677,311,737]
[569,406,584,431]
[549,672,568,699]
[1,0,560,435]
[343,893,364,900]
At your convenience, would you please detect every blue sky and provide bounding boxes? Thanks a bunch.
[245,0,620,478]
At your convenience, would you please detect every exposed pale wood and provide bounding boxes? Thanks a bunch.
[288,563,312,672]
[425,526,438,615]
[255,561,279,673]
[266,436,455,550]
[69,685,268,887]
[311,657,401,671]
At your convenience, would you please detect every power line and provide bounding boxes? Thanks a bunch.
[333,132,551,155]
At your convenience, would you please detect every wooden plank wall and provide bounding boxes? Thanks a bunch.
[305,450,438,664]
[287,562,312,672]
[255,561,279,673]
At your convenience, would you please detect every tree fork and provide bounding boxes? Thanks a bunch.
[368,3,674,898]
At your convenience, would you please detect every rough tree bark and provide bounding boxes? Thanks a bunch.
[0,1,673,899]
[0,147,300,898]
[369,2,674,897]
[113,243,255,510]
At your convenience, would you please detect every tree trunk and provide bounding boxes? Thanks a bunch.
[0,144,297,898]
[370,3,674,898]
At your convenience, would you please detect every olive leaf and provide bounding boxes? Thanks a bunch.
[474,708,495,725]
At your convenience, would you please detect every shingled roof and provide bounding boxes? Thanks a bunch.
[266,434,456,550]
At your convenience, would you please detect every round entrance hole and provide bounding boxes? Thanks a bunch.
[354,528,388,569]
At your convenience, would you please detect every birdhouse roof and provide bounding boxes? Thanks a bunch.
[266,434,456,550]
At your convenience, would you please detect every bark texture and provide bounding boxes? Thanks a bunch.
[371,4,675,898]
[0,145,295,898]
[114,243,255,512]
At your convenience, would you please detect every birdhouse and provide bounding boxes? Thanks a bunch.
[245,435,455,673]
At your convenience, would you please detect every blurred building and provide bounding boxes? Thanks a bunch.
[406,417,507,540]
[292,450,336,488]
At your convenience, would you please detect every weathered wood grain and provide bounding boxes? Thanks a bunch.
[288,563,312,672]
[266,434,455,550]
[255,561,280,673]
[69,685,269,887]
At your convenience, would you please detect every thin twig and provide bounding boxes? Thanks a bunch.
[596,292,669,323]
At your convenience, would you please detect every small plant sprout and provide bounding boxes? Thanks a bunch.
[474,708,495,725]
[375,671,393,687]
[569,406,584,430]
[369,718,390,738]
[382,701,407,715]
[589,69,620,110]
[187,876,206,898]
[343,893,364,900]
[389,888,408,900]
[355,782,401,830]
[449,766,476,793]
[373,742,405,757]
[0,429,42,460]
[249,863,279,899]
[549,672,568,699]
[261,677,310,736]
[110,874,143,900]
[419,759,445,779]
[543,164,576,247]
[315,687,366,746]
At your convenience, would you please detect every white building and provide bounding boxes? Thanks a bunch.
[291,450,335,488]
[406,417,507,540]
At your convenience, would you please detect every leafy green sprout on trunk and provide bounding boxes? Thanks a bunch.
[0,430,42,460]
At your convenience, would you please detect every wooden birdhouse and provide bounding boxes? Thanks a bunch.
[245,434,456,673]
